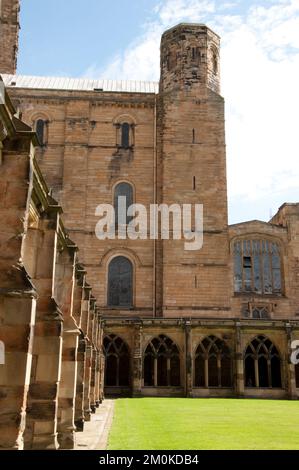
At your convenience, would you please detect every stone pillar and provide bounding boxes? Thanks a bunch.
[83,344,92,421]
[74,336,86,432]
[55,241,80,449]
[235,322,244,397]
[132,322,142,397]
[0,111,37,449]
[184,320,193,397]
[23,216,63,450]
[81,285,91,339]
[285,323,297,399]
[98,319,105,403]
[94,350,101,406]
[95,315,104,405]
[57,324,79,449]
[0,293,36,450]
[24,301,63,450]
[90,348,97,413]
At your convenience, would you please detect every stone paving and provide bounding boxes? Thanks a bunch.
[75,400,115,450]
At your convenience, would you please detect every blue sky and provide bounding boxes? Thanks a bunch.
[18,0,299,224]
[18,0,159,76]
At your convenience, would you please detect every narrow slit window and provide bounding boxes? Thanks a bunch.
[35,119,45,145]
[121,122,130,148]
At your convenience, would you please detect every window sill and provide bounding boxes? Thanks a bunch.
[193,387,233,389]
[244,387,284,390]
[105,306,134,310]
[234,292,285,299]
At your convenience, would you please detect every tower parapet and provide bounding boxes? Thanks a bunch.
[0,0,20,74]
[160,23,220,95]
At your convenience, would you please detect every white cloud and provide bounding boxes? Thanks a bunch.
[82,0,299,223]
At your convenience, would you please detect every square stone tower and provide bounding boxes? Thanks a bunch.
[156,24,230,317]
[0,0,20,73]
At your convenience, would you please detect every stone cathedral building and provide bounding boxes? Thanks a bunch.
[0,0,299,450]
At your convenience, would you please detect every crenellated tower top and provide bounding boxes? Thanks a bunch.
[160,23,221,95]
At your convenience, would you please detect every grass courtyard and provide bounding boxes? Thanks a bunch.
[107,398,299,450]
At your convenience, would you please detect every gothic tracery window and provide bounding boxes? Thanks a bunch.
[233,239,282,295]
[107,256,133,308]
[144,335,180,387]
[194,336,232,388]
[103,334,130,386]
[244,335,282,388]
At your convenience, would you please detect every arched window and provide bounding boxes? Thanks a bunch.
[107,256,133,307]
[144,335,180,387]
[35,119,46,145]
[233,239,282,294]
[114,182,133,226]
[121,122,130,148]
[103,334,130,386]
[194,336,232,388]
[244,335,282,388]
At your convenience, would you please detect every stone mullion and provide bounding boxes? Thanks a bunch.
[204,358,209,388]
[267,358,272,387]
[154,357,158,387]
[217,355,221,387]
[254,358,259,388]
[166,357,171,386]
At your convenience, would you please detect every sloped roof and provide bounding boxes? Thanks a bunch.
[1,74,159,94]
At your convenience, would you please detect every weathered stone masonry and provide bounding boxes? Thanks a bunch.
[0,80,104,449]
[0,2,299,451]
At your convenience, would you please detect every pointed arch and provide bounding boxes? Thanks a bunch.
[103,334,130,387]
[244,335,282,388]
[144,335,180,387]
[194,335,232,388]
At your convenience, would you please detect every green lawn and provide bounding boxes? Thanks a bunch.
[107,398,299,450]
